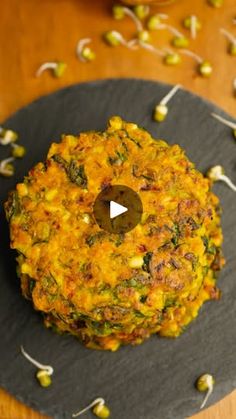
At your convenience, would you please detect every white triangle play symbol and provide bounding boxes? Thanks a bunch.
[110,200,128,219]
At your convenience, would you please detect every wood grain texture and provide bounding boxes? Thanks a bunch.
[0,0,235,418]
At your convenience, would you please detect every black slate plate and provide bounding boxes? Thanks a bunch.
[0,79,236,419]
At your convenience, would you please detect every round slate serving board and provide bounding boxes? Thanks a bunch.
[0,79,236,419]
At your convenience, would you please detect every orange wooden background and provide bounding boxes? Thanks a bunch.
[0,0,236,418]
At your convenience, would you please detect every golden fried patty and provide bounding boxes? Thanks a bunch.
[5,116,224,351]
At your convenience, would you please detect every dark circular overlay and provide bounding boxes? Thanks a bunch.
[0,79,236,419]
[93,185,143,234]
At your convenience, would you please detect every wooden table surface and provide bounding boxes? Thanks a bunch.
[0,0,236,418]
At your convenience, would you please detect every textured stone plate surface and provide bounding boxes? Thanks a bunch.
[0,79,235,419]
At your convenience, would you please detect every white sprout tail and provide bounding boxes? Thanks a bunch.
[220,174,236,192]
[123,7,143,32]
[138,41,165,57]
[220,28,236,44]
[159,23,184,38]
[160,84,182,106]
[36,62,57,77]
[181,49,202,63]
[20,346,54,375]
[190,15,197,39]
[211,113,236,129]
[200,377,213,409]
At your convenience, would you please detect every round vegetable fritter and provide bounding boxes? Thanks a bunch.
[5,116,225,351]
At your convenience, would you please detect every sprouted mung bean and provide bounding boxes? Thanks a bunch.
[20,345,54,388]
[11,144,26,158]
[103,30,137,49]
[164,49,182,65]
[153,84,182,122]
[0,128,25,176]
[152,21,190,48]
[72,398,110,418]
[129,40,181,65]
[76,38,96,62]
[183,15,202,39]
[0,157,15,177]
[36,61,67,78]
[137,30,151,43]
[0,129,18,145]
[181,49,212,77]
[196,374,215,409]
[207,165,236,192]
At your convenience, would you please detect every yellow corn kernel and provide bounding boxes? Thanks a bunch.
[129,256,143,268]
[17,183,28,197]
[21,263,31,275]
[45,189,58,201]
[108,116,123,131]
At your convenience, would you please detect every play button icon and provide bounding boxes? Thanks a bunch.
[110,201,128,219]
[93,185,143,234]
